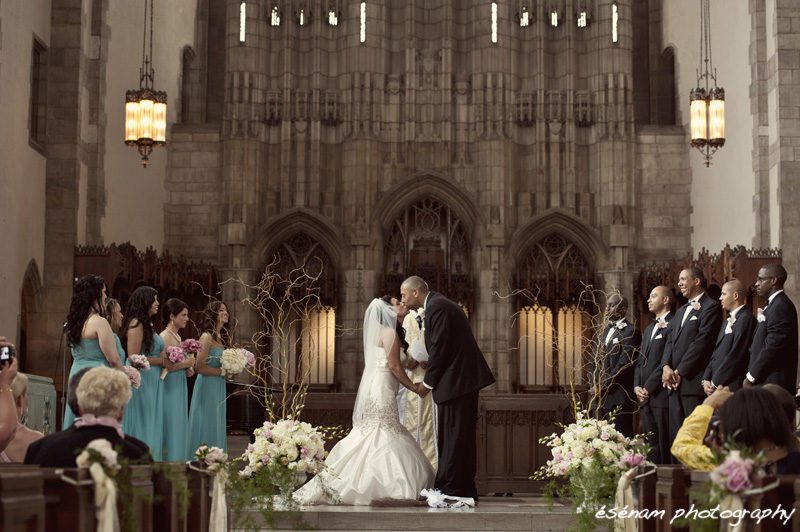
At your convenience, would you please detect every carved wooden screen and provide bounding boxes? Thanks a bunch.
[516,234,594,391]
[265,233,338,390]
[382,197,472,310]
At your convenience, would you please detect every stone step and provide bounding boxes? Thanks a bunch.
[238,496,576,532]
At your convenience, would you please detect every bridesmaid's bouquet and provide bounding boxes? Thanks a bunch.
[127,354,150,371]
[180,338,203,355]
[122,366,141,389]
[220,347,256,377]
[161,346,186,380]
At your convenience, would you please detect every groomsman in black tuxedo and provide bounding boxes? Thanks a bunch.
[744,264,799,394]
[702,279,757,394]
[588,294,642,438]
[400,276,495,500]
[634,286,674,463]
[661,267,722,453]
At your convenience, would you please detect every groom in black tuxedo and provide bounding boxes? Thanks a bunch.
[400,276,495,499]
[744,263,799,393]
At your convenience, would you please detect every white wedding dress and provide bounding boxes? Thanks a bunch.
[295,299,435,505]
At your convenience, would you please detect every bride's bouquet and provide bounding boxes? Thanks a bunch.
[161,346,186,380]
[220,347,256,377]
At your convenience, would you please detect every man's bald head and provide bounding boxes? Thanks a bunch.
[400,276,430,310]
[647,285,673,316]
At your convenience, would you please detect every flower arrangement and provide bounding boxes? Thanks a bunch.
[122,366,141,389]
[161,346,186,380]
[195,444,228,473]
[534,411,648,532]
[220,347,256,376]
[76,438,121,474]
[127,354,150,371]
[240,417,327,478]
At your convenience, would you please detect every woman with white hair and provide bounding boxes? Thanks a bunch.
[0,373,44,462]
[24,367,151,467]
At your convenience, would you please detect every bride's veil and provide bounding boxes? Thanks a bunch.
[352,298,399,425]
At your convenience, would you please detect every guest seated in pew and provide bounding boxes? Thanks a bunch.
[0,373,44,462]
[763,383,800,451]
[671,386,800,474]
[24,367,151,467]
[0,337,19,452]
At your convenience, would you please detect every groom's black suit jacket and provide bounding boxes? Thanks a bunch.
[747,291,799,393]
[422,291,495,403]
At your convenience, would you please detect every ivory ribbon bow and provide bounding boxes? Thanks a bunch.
[209,468,228,532]
[88,461,120,532]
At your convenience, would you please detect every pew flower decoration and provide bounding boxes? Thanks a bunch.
[220,347,256,377]
[76,439,121,532]
[241,416,327,479]
[127,354,150,371]
[122,366,141,389]
[161,346,186,380]
[533,411,649,532]
[191,444,229,532]
[195,444,228,473]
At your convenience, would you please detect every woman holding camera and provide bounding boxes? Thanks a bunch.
[62,275,124,430]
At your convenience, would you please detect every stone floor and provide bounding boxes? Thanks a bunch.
[235,495,576,532]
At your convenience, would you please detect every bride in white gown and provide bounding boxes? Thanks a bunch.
[295,297,435,505]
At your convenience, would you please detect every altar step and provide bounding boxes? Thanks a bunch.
[242,496,576,532]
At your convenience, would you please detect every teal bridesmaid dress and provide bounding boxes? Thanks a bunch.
[113,333,127,365]
[187,347,227,452]
[122,333,165,460]
[161,361,189,461]
[62,339,111,430]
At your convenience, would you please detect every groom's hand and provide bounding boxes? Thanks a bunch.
[416,382,430,398]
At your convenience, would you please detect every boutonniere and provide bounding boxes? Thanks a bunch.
[655,319,667,330]
[727,316,736,326]
[691,300,701,311]
[616,321,627,330]
[757,308,766,322]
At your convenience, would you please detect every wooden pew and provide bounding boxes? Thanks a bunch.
[153,462,189,532]
[654,465,691,532]
[0,467,46,532]
[742,475,795,532]
[119,464,154,532]
[635,464,658,532]
[41,468,97,532]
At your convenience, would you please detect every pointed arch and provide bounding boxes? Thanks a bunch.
[19,259,44,371]
[372,171,484,239]
[247,208,347,270]
[506,209,608,273]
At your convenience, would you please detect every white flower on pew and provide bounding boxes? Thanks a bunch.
[76,438,120,532]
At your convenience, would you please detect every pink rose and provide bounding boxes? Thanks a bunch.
[123,366,141,389]
[167,346,185,363]
[600,432,610,440]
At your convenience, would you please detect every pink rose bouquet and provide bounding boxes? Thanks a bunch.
[128,354,150,371]
[180,338,203,355]
[123,365,141,389]
[161,346,186,380]
[710,450,754,494]
[195,444,228,473]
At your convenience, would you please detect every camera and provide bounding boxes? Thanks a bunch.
[0,346,13,368]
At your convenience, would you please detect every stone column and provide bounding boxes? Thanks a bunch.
[750,0,770,248]
[33,0,91,374]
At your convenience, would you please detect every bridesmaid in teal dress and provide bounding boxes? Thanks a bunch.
[188,301,231,452]
[159,299,197,461]
[121,286,169,460]
[62,275,124,430]
[104,298,127,365]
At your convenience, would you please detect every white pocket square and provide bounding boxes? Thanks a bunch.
[725,328,733,335]
[654,334,663,340]
[612,338,619,344]
[690,315,699,321]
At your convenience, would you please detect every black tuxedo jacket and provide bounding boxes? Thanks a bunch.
[588,320,642,408]
[422,291,495,404]
[703,306,757,391]
[24,425,151,467]
[747,291,799,393]
[634,312,674,407]
[660,293,722,397]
